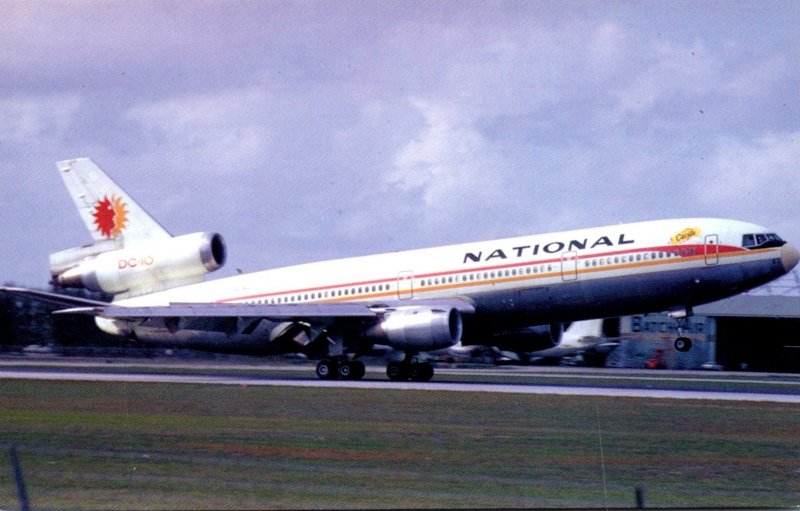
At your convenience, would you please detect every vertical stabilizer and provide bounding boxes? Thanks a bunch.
[56,158,171,245]
[563,319,605,341]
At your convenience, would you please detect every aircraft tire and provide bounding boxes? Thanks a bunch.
[337,361,352,379]
[316,359,338,380]
[674,337,692,352]
[409,362,434,382]
[386,361,409,381]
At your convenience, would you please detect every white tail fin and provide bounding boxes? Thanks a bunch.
[563,319,605,340]
[50,158,226,297]
[56,158,171,246]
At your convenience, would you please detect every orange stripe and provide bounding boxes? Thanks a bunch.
[220,245,773,304]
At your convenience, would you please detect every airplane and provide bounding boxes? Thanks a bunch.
[2,158,798,382]
[480,319,619,366]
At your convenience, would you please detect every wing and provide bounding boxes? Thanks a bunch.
[59,298,474,342]
[4,285,475,354]
[61,302,379,322]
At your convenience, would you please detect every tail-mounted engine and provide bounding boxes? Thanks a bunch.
[365,306,463,351]
[50,232,226,295]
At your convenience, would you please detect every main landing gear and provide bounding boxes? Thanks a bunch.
[315,358,366,380]
[312,330,434,382]
[314,357,435,382]
[387,354,434,382]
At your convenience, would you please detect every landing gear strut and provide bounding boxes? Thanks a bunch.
[386,354,434,382]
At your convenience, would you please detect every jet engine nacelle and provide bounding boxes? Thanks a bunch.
[366,307,463,351]
[54,232,226,294]
[490,323,564,352]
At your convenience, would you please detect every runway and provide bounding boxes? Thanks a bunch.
[2,361,799,403]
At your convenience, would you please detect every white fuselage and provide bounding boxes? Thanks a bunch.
[118,218,796,321]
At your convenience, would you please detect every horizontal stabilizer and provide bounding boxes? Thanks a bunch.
[0,286,110,309]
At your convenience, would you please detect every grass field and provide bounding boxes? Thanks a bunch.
[1,379,798,509]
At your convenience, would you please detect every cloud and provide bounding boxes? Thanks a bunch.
[0,94,80,145]
[612,39,722,119]
[124,87,274,174]
[386,98,504,223]
[700,131,800,203]
[2,2,800,285]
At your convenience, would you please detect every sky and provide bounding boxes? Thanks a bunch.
[2,1,799,287]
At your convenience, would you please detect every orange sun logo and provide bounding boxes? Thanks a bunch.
[92,195,129,238]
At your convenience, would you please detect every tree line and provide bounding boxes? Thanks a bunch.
[0,284,127,353]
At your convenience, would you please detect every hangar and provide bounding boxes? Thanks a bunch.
[607,270,800,372]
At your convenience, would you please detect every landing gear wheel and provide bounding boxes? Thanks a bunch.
[409,362,434,382]
[387,361,409,381]
[674,337,692,352]
[316,359,338,380]
[337,361,353,380]
[336,361,366,380]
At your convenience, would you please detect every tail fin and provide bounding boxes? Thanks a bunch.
[563,319,604,340]
[555,319,606,350]
[56,158,171,245]
[50,158,226,297]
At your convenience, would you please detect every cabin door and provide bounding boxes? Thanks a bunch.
[561,251,578,281]
[397,270,414,299]
[705,234,719,265]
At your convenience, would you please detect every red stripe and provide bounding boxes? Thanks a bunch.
[217,244,755,303]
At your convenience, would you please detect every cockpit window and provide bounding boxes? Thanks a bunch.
[742,233,785,249]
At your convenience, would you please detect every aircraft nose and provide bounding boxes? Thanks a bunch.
[781,243,800,272]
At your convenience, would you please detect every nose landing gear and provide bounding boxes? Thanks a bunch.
[674,336,693,352]
[669,307,694,352]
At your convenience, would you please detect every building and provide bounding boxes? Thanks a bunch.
[607,269,800,372]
